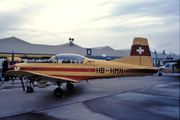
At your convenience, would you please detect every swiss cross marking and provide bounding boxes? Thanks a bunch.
[136,47,144,54]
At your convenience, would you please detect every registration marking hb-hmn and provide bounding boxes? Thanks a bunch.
[96,68,123,74]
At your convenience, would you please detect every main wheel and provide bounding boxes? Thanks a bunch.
[66,83,74,90]
[27,86,33,92]
[54,88,63,97]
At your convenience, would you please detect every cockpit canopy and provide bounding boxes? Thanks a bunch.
[48,53,85,64]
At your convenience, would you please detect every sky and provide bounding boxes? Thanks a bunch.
[0,0,179,54]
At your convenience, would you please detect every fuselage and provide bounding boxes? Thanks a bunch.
[9,55,157,81]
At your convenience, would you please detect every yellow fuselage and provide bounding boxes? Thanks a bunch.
[13,58,157,81]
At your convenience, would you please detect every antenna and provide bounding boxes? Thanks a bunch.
[69,38,74,46]
[69,38,74,43]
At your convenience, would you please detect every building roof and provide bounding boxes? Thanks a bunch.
[0,37,85,55]
[55,43,83,48]
[92,46,114,50]
[0,36,30,44]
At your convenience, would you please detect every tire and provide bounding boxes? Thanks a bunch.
[54,88,63,97]
[27,86,33,92]
[66,83,74,90]
[158,72,162,76]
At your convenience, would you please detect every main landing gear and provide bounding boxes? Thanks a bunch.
[66,82,74,90]
[54,87,63,97]
[54,81,63,97]
[54,82,74,97]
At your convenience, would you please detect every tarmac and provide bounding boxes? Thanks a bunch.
[0,73,179,120]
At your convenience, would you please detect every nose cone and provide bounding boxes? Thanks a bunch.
[8,64,16,69]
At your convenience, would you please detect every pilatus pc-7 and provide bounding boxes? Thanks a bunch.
[6,37,157,97]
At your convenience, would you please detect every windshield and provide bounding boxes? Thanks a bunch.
[54,53,85,63]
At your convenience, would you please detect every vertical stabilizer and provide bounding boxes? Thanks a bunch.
[111,37,153,66]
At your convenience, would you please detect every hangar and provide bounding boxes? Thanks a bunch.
[0,36,179,63]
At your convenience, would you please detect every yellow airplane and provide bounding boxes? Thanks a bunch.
[6,37,157,97]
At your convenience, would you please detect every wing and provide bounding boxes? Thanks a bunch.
[6,70,80,83]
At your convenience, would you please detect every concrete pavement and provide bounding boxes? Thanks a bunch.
[0,73,179,120]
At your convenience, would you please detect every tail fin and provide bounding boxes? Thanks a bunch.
[111,37,153,66]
